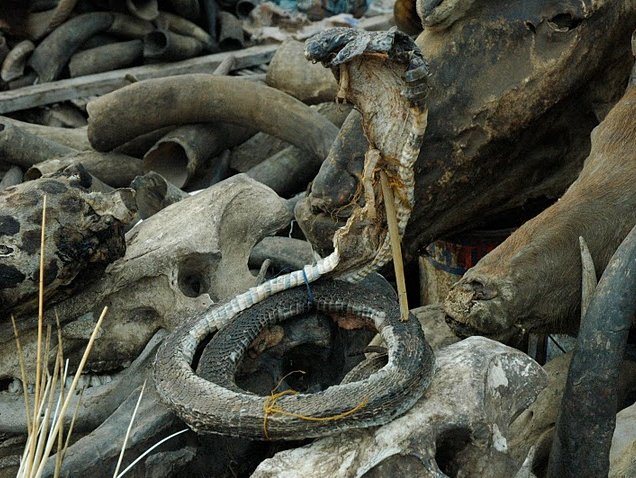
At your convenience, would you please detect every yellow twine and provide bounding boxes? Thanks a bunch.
[262,385,369,439]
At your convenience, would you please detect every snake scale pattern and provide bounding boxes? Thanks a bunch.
[190,279,433,439]
[153,28,435,439]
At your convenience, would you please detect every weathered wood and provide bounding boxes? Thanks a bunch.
[0,44,277,114]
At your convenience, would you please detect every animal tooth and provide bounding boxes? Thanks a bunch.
[90,375,102,387]
[102,375,112,383]
[8,378,23,393]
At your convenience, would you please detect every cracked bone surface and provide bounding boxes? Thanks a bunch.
[0,174,291,435]
[252,337,547,478]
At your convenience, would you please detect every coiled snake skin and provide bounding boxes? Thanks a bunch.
[154,28,434,440]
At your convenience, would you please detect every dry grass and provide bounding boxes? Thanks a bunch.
[14,308,107,478]
[12,194,187,478]
[12,194,111,477]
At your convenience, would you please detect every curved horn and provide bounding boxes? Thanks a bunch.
[1,40,35,83]
[86,74,339,161]
[125,0,159,21]
[548,223,636,477]
[28,12,114,83]
[168,0,201,20]
[578,236,597,320]
[25,0,79,40]
[69,40,143,78]
[143,29,204,61]
[143,123,252,188]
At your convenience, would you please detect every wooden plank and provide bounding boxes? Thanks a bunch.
[0,44,277,114]
[0,15,394,114]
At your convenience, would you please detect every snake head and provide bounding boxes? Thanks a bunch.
[304,28,359,67]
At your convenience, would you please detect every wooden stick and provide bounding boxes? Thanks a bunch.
[380,171,409,321]
[212,55,235,75]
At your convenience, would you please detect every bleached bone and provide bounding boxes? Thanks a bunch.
[252,336,547,478]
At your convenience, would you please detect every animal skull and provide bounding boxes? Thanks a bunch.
[0,174,292,435]
[252,337,547,478]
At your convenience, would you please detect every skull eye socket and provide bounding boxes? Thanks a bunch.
[548,13,582,31]
[177,255,213,298]
[435,426,474,476]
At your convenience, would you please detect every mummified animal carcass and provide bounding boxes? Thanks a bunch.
[296,0,636,261]
[0,175,291,435]
[0,165,135,316]
[440,54,636,477]
[444,81,636,339]
[251,337,547,478]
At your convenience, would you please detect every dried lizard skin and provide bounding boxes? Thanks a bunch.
[154,28,432,438]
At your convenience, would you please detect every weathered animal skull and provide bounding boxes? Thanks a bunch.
[252,337,547,478]
[0,165,135,316]
[0,174,292,434]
